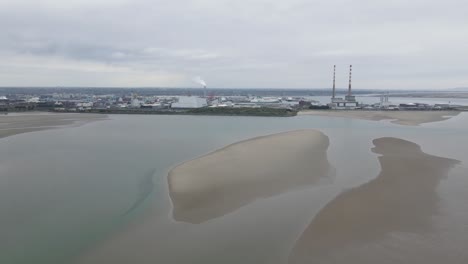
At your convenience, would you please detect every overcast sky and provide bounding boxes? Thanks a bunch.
[0,0,467,89]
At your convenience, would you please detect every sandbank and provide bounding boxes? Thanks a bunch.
[168,129,333,223]
[298,110,460,126]
[289,137,460,263]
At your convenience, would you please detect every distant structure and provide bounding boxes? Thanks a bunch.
[332,65,336,99]
[329,64,358,110]
[131,93,141,108]
[194,77,207,98]
[379,92,397,109]
[171,96,207,109]
[380,92,390,106]
[345,64,356,102]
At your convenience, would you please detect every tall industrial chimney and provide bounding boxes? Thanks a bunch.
[332,65,336,99]
[203,85,207,98]
[348,64,352,96]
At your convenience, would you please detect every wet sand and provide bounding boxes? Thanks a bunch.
[289,137,460,264]
[0,113,107,139]
[169,129,333,223]
[298,110,460,126]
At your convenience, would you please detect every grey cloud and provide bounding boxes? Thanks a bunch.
[0,0,467,88]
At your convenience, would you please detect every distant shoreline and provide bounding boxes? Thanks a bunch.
[48,107,298,117]
[0,112,107,139]
[370,92,468,99]
[298,110,461,126]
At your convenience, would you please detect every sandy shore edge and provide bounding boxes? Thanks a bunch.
[298,110,460,126]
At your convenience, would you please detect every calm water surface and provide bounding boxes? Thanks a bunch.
[1,113,467,264]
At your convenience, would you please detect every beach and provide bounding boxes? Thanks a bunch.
[298,110,460,125]
[169,129,333,223]
[0,113,107,139]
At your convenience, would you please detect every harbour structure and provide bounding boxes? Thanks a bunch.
[329,65,358,110]
[379,92,394,109]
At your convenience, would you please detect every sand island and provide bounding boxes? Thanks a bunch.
[168,129,334,223]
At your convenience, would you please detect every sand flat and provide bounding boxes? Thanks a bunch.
[298,110,460,126]
[289,137,460,264]
[0,113,107,139]
[169,129,334,223]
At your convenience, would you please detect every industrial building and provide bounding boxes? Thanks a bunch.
[171,96,208,109]
[329,65,358,110]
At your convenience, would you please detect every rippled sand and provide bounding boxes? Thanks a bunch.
[169,129,334,223]
[289,137,460,264]
[298,110,460,126]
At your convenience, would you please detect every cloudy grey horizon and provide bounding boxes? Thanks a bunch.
[0,0,467,90]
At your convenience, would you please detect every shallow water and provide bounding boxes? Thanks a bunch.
[1,113,467,264]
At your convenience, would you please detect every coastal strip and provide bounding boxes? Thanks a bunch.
[0,113,107,139]
[168,129,334,223]
[298,110,460,126]
[53,107,298,117]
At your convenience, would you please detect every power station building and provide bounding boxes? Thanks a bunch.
[329,65,358,110]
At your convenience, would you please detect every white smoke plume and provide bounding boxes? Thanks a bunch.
[193,76,207,87]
